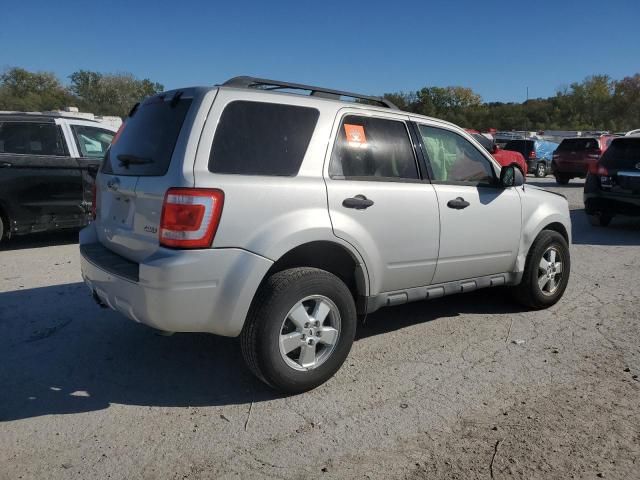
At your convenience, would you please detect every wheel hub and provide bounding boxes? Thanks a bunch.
[278,295,341,371]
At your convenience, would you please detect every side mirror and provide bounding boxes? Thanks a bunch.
[500,165,524,188]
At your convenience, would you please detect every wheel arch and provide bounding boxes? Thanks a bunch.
[259,240,370,312]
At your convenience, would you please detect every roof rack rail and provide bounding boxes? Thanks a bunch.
[220,76,398,110]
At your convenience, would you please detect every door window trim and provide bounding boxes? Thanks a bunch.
[0,121,69,157]
[412,121,500,188]
[327,112,427,183]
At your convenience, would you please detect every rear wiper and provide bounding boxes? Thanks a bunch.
[117,154,153,168]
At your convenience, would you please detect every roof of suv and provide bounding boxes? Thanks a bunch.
[207,76,459,130]
[0,112,101,123]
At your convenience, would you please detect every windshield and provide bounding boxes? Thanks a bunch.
[102,95,192,176]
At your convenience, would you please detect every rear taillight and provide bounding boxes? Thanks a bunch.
[552,153,560,160]
[159,188,224,249]
[588,162,609,175]
[91,182,98,220]
[529,151,536,159]
[110,122,126,147]
[587,149,602,159]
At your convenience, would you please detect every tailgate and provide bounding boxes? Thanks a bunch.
[94,91,200,263]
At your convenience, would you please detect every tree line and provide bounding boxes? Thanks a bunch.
[384,74,640,132]
[0,67,163,118]
[1,67,639,131]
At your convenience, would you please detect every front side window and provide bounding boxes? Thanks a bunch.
[329,115,419,180]
[418,125,495,184]
[209,101,319,176]
[0,122,66,156]
[72,125,114,158]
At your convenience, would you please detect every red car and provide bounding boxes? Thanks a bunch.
[551,135,617,184]
[466,130,528,175]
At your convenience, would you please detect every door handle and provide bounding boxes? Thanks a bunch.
[0,162,12,168]
[343,194,374,210]
[447,197,470,210]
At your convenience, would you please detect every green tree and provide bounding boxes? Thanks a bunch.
[0,67,74,111]
[69,70,164,117]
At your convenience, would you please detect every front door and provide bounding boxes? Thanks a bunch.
[414,122,522,284]
[325,112,440,295]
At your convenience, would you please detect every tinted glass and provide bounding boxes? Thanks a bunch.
[102,97,192,176]
[471,133,494,153]
[329,115,418,180]
[209,101,319,176]
[504,140,534,156]
[419,125,495,184]
[72,125,114,158]
[600,139,640,169]
[557,138,600,151]
[0,122,66,156]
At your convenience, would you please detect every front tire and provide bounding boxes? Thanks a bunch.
[513,230,570,309]
[240,267,357,394]
[535,162,546,178]
[555,174,570,185]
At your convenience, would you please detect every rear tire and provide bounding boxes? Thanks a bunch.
[512,230,570,309]
[588,212,612,227]
[555,174,570,185]
[240,267,357,394]
[0,215,4,244]
[535,163,546,178]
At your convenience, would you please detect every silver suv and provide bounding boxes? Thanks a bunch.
[80,77,572,393]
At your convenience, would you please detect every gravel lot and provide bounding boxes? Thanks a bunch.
[1,177,639,480]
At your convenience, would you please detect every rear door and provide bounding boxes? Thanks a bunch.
[324,111,440,295]
[414,122,522,284]
[0,120,84,232]
[66,122,115,216]
[95,91,198,262]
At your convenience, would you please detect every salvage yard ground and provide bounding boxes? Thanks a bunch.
[1,177,639,479]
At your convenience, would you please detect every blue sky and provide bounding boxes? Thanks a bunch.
[2,0,639,103]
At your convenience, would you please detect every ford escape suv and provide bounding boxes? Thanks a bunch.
[80,76,572,393]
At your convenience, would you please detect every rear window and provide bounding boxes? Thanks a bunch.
[102,96,192,176]
[557,138,600,151]
[600,139,640,169]
[209,101,319,176]
[503,140,533,155]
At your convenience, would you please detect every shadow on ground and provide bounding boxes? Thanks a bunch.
[571,208,640,246]
[0,282,525,422]
[0,230,79,252]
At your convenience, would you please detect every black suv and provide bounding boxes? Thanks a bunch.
[0,113,115,243]
[584,136,640,226]
[503,139,551,178]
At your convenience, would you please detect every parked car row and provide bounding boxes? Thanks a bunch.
[0,113,116,243]
[551,134,618,184]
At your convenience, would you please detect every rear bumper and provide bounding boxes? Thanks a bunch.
[552,160,590,177]
[79,225,273,337]
[584,176,640,215]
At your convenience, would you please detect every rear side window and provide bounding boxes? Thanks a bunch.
[0,122,66,156]
[102,96,192,176]
[557,138,599,151]
[329,115,419,180]
[72,125,114,158]
[209,101,319,176]
[600,139,640,169]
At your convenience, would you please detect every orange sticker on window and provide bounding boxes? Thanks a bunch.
[344,124,366,144]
